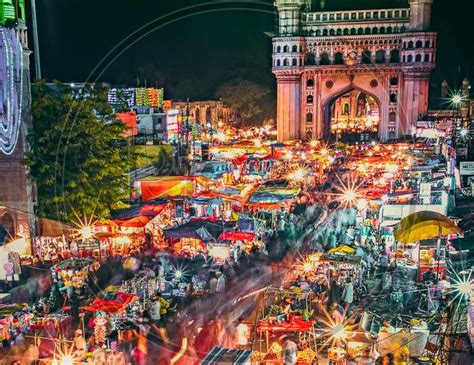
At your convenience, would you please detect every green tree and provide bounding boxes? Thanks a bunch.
[216,79,273,127]
[27,81,134,224]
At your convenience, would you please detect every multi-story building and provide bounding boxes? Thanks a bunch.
[271,0,437,142]
[172,100,234,128]
[0,0,35,247]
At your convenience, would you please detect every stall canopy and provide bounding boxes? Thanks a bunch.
[189,197,224,206]
[111,203,167,227]
[139,176,194,202]
[394,211,463,243]
[248,187,300,204]
[82,292,138,313]
[163,221,227,242]
[218,231,256,242]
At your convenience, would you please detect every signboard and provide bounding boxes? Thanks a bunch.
[77,240,100,250]
[420,183,432,203]
[166,109,180,142]
[460,161,474,176]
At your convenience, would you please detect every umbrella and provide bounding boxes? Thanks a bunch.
[327,245,356,255]
[394,211,463,244]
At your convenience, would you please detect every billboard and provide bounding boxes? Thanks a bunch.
[166,109,180,142]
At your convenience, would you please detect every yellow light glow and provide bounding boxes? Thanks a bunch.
[303,262,313,273]
[320,148,329,156]
[309,139,319,148]
[289,168,308,181]
[60,355,74,365]
[79,226,94,240]
[356,199,368,211]
[331,324,346,340]
[385,164,398,173]
[253,139,262,147]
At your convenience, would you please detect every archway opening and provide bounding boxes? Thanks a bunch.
[324,89,380,143]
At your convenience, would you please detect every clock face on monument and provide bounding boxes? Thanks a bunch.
[0,28,23,156]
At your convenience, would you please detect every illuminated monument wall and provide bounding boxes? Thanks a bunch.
[0,0,35,245]
[272,0,437,142]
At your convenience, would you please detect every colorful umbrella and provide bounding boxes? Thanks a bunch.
[394,211,463,243]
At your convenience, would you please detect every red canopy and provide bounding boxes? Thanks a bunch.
[112,216,151,228]
[219,231,256,242]
[82,292,138,313]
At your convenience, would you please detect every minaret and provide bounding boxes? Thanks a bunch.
[275,0,305,35]
[408,0,433,31]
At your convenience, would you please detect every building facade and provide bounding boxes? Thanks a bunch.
[0,1,35,246]
[172,100,234,128]
[272,0,437,142]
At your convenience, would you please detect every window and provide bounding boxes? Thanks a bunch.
[316,29,321,36]
[316,14,321,21]
[390,93,397,103]
[415,54,422,62]
[329,29,335,36]
[400,26,406,32]
[425,40,431,48]
[424,54,430,62]
[344,13,349,20]
[390,49,400,63]
[283,45,290,52]
[390,77,398,86]
[407,54,413,62]
[330,14,334,20]
[336,13,342,20]
[306,112,313,123]
[358,12,364,19]
[388,11,393,18]
[389,112,396,123]
[365,27,371,34]
[323,29,328,36]
[402,10,407,17]
[395,10,400,17]
[387,27,393,34]
[416,40,423,48]
[283,58,290,66]
[350,28,356,35]
[320,53,330,65]
[292,45,298,52]
[351,12,356,19]
[376,49,386,63]
[336,28,342,35]
[372,27,379,34]
[373,11,378,19]
[292,58,298,66]
[307,79,314,88]
[361,50,372,64]
[334,52,344,65]
[407,41,414,49]
[380,27,386,34]
[307,95,314,104]
[323,14,327,21]
[358,28,364,35]
[380,11,386,18]
[276,59,281,67]
[305,53,316,65]
[366,12,371,19]
[343,28,349,35]
[276,46,281,53]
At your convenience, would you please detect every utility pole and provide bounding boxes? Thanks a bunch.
[30,0,42,80]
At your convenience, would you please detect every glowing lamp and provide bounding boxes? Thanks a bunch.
[451,94,463,105]
[331,324,346,340]
[320,148,329,156]
[80,226,94,240]
[60,355,74,365]
[356,199,368,211]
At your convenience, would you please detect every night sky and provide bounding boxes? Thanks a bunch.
[28,0,474,101]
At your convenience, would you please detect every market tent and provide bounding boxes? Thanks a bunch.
[327,245,356,255]
[112,216,151,228]
[82,292,138,313]
[111,203,167,227]
[394,211,463,243]
[163,221,227,242]
[248,187,300,204]
[139,176,194,202]
[218,231,256,242]
[189,197,224,206]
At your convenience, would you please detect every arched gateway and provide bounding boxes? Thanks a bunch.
[272,0,437,142]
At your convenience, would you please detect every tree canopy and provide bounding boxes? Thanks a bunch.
[27,81,134,224]
[216,79,274,127]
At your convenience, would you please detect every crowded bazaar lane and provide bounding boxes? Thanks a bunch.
[1,139,473,365]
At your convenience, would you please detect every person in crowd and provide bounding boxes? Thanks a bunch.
[342,277,354,313]
[235,318,250,350]
[282,335,298,365]
[208,272,218,295]
[216,271,226,293]
[149,292,170,343]
[328,279,342,308]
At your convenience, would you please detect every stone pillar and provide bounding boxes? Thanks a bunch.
[409,0,433,31]
[400,71,430,136]
[276,73,302,142]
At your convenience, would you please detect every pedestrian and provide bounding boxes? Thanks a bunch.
[235,318,249,349]
[282,336,298,365]
[342,278,354,313]
[208,272,218,295]
[328,279,342,307]
[216,272,226,293]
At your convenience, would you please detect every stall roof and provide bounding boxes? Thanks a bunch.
[139,176,195,201]
[163,220,230,242]
[248,187,300,204]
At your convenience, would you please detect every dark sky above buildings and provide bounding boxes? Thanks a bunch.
[29,0,474,100]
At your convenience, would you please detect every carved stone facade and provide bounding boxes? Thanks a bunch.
[0,20,35,246]
[272,0,436,142]
[172,100,234,127]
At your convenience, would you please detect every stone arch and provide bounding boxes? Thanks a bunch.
[376,49,386,63]
[416,40,423,48]
[415,54,422,62]
[1,213,15,240]
[365,27,371,34]
[361,49,372,64]
[305,53,316,65]
[276,46,281,53]
[424,54,430,62]
[283,45,290,52]
[372,27,379,34]
[316,29,321,36]
[306,112,313,123]
[407,54,413,62]
[380,27,386,34]
[292,58,298,66]
[322,85,382,140]
[323,29,328,36]
[343,28,349,35]
[390,49,400,63]
[387,26,393,34]
[425,40,431,48]
[334,52,344,65]
[329,29,335,36]
[292,45,298,52]
[276,59,281,67]
[407,41,414,49]
[307,79,314,88]
[319,53,330,65]
[283,58,290,66]
[358,28,364,35]
[307,95,314,104]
